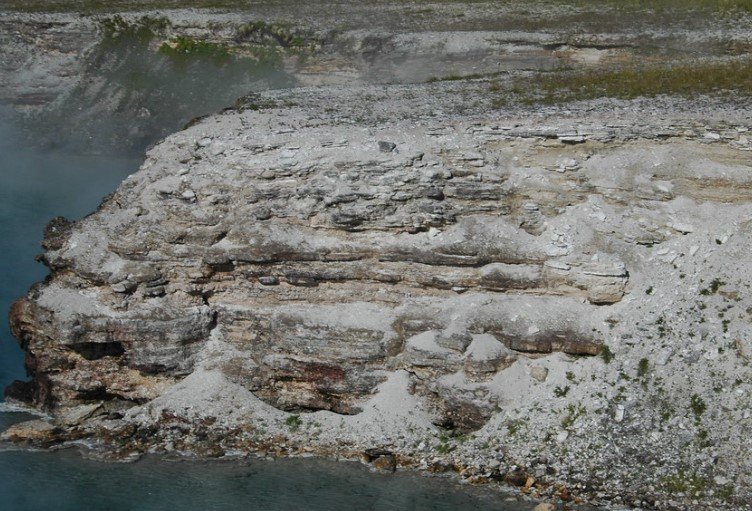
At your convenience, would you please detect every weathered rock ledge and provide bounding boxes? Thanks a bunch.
[4,87,752,510]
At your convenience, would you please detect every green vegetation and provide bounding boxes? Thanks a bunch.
[102,14,170,37]
[600,344,615,364]
[566,0,752,10]
[152,21,310,67]
[98,15,170,51]
[700,278,727,296]
[159,36,232,61]
[499,58,752,106]
[3,0,261,12]
[435,434,454,454]
[697,429,711,448]
[554,385,570,398]
[690,394,707,424]
[655,316,667,338]
[427,72,496,83]
[637,358,650,378]
[506,419,525,436]
[717,483,736,501]
[285,414,302,431]
[561,403,586,429]
[661,470,709,496]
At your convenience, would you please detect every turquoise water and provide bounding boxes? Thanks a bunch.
[0,114,142,387]
[0,442,529,511]
[0,408,529,511]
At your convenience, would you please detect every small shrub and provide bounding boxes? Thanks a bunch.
[601,344,615,364]
[690,394,707,423]
[285,414,302,431]
[561,403,586,429]
[506,419,524,436]
[637,358,650,378]
[697,429,711,448]
[700,278,727,296]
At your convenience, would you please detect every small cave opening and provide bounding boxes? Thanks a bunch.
[77,386,120,402]
[69,341,125,360]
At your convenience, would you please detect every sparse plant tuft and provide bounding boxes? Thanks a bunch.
[637,358,650,378]
[285,414,302,431]
[690,394,707,423]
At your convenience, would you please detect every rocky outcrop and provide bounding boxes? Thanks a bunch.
[5,86,752,509]
[9,107,636,428]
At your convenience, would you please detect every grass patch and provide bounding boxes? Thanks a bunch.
[600,344,615,364]
[637,358,650,378]
[159,36,232,61]
[285,414,302,431]
[499,58,752,106]
[561,403,586,429]
[690,394,707,424]
[661,470,709,495]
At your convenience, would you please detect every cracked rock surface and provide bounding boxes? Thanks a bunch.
[5,84,752,509]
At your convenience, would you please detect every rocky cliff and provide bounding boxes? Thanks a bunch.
[5,84,752,509]
[3,3,752,510]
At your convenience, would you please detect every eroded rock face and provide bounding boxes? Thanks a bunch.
[6,95,752,508]
[9,103,748,423]
[9,107,637,428]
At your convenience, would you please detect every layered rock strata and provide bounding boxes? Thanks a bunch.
[5,93,752,509]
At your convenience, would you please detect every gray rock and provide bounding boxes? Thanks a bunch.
[378,141,397,153]
[529,365,549,382]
